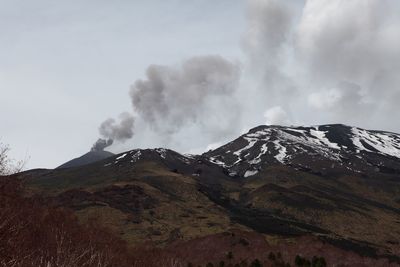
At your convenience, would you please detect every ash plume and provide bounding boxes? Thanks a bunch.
[93,112,135,150]
[99,112,135,141]
[96,55,241,151]
[95,0,400,153]
[242,0,400,131]
[129,55,241,141]
[91,138,113,151]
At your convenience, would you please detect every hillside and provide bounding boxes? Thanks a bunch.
[57,150,114,169]
[18,124,400,266]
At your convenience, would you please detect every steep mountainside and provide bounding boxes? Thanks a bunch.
[19,124,400,265]
[205,124,400,177]
[57,150,114,169]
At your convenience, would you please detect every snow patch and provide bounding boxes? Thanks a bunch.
[116,153,127,160]
[114,153,128,164]
[209,156,227,167]
[244,169,258,177]
[233,137,258,156]
[351,128,400,158]
[156,148,167,159]
[179,156,191,164]
[248,158,261,164]
[130,150,142,163]
[246,130,269,138]
[273,140,287,163]
[310,129,341,149]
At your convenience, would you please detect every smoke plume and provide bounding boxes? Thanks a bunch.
[264,106,291,126]
[99,112,135,141]
[243,0,295,94]
[92,112,135,150]
[95,0,400,152]
[91,138,113,151]
[130,55,241,141]
[243,0,400,131]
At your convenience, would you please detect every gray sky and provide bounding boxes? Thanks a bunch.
[1,0,399,169]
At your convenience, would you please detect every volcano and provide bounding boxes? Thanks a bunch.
[20,124,400,266]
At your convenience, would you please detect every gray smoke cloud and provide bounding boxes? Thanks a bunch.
[243,0,400,132]
[91,138,113,151]
[307,81,373,123]
[95,55,240,151]
[240,0,298,123]
[96,0,400,153]
[243,0,292,71]
[130,55,241,142]
[95,112,135,149]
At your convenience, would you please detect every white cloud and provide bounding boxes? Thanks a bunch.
[308,89,341,110]
[243,0,400,131]
[264,106,291,125]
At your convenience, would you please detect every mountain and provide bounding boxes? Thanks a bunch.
[205,124,400,177]
[57,150,114,169]
[19,124,400,266]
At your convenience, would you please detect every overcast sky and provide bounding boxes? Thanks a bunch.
[1,0,399,169]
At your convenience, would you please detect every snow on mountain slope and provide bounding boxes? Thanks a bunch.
[204,124,400,177]
[351,127,400,157]
[103,148,194,168]
[59,124,400,179]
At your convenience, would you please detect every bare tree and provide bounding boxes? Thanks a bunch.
[0,142,26,176]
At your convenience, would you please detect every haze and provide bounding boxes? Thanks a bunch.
[1,0,399,169]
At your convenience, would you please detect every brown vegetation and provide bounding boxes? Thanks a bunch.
[2,176,399,266]
[0,176,137,267]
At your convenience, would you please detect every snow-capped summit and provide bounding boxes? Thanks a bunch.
[204,124,400,177]
[58,124,400,179]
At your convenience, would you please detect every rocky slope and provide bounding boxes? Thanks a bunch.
[205,124,400,177]
[18,124,400,265]
[57,150,114,169]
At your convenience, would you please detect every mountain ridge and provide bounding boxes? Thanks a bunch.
[54,124,400,175]
[17,123,400,265]
[204,123,400,178]
[57,150,114,169]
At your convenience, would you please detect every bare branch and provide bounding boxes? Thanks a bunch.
[0,141,28,176]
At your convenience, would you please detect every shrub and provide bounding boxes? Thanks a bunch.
[295,255,305,266]
[250,259,262,267]
[268,252,276,261]
[239,238,250,246]
[240,259,248,267]
[312,256,326,267]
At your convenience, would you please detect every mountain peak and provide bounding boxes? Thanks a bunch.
[204,124,400,177]
[57,150,114,169]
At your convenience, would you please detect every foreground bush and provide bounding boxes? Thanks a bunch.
[0,177,132,267]
[0,177,331,267]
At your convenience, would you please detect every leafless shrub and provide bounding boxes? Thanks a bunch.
[0,142,27,176]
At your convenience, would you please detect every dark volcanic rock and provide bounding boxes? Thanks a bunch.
[57,150,114,169]
[22,124,400,263]
[204,124,400,178]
